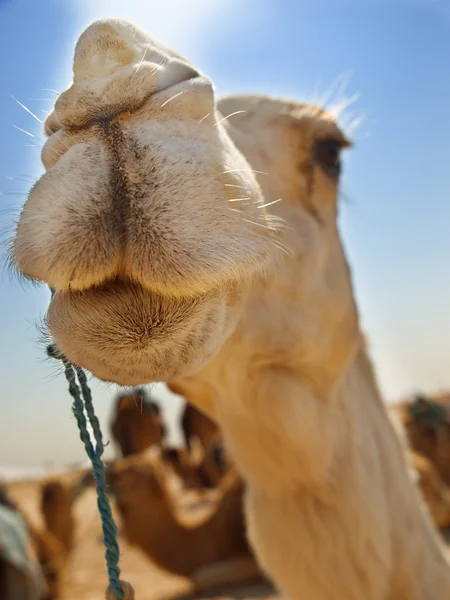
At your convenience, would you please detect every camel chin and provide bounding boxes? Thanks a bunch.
[48,279,238,385]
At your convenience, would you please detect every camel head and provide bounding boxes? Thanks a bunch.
[13,18,353,387]
[111,389,166,456]
[400,394,450,487]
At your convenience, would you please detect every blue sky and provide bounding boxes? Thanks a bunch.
[0,0,449,469]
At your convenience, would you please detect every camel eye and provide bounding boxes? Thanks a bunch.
[313,138,343,177]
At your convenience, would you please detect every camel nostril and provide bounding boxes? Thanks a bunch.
[53,18,201,130]
[44,111,62,137]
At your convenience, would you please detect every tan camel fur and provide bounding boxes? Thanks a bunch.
[110,389,165,457]
[13,19,450,599]
[107,452,251,577]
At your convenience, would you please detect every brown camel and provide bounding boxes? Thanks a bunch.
[168,384,220,452]
[410,451,450,531]
[13,19,450,598]
[160,446,212,490]
[169,385,230,487]
[161,441,232,491]
[39,471,91,556]
[396,393,450,486]
[110,388,165,457]
[107,452,253,579]
[198,437,232,489]
[0,481,66,600]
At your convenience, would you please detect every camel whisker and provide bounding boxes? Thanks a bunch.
[160,91,184,109]
[53,132,71,152]
[213,111,246,127]
[11,95,43,123]
[13,125,36,138]
[39,88,60,95]
[131,45,150,80]
[222,168,268,175]
[242,218,271,230]
[149,56,168,77]
[258,198,282,209]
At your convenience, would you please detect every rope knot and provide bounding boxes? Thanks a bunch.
[46,343,62,360]
[106,580,135,600]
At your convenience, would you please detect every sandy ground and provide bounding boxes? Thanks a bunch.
[7,474,277,600]
[8,473,450,600]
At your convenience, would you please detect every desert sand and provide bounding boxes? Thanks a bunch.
[7,472,277,600]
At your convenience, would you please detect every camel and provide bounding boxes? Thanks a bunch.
[0,481,66,600]
[12,18,450,599]
[39,471,91,556]
[110,388,166,457]
[106,451,263,587]
[167,389,230,488]
[177,394,229,488]
[168,384,221,452]
[160,446,215,491]
[410,451,450,531]
[396,393,450,486]
[162,438,231,491]
[197,436,231,489]
[111,385,225,488]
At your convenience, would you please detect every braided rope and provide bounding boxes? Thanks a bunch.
[47,344,124,599]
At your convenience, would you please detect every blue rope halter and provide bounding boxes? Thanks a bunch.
[47,343,124,599]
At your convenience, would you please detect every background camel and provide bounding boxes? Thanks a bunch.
[159,446,218,491]
[110,388,166,457]
[40,471,92,557]
[111,384,227,490]
[179,402,229,488]
[396,393,450,486]
[168,386,231,488]
[410,451,450,531]
[12,19,450,598]
[168,385,220,453]
[106,451,264,591]
[0,481,66,600]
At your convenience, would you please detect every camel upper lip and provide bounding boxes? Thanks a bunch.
[53,70,203,131]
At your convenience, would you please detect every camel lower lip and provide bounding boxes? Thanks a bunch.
[47,278,226,385]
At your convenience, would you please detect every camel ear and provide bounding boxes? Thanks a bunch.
[146,445,161,460]
[189,436,205,467]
